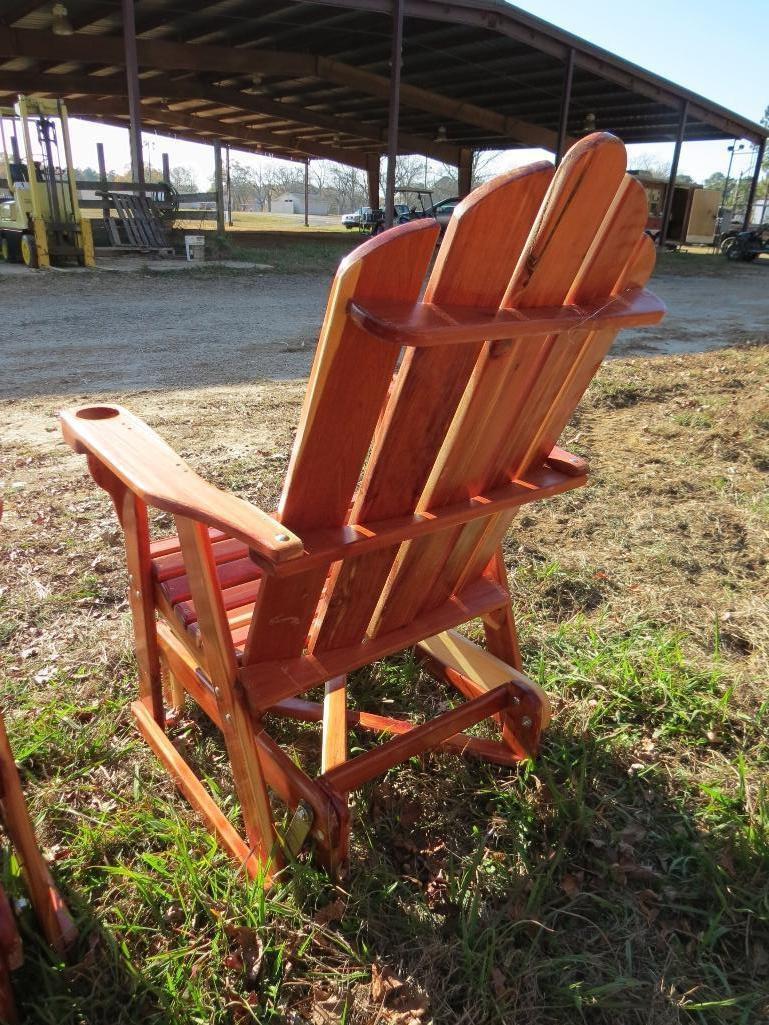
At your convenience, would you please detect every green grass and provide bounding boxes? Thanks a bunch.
[3,617,767,1024]
[177,233,360,276]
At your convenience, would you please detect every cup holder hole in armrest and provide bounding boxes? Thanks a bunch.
[75,406,120,420]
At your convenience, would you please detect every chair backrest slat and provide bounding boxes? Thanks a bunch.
[240,133,657,669]
[309,163,553,653]
[371,136,642,636]
[241,221,438,665]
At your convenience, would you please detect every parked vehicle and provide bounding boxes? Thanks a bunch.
[722,225,769,262]
[424,196,460,229]
[342,207,364,229]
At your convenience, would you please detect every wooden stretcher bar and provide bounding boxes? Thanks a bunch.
[250,463,586,577]
[319,684,516,793]
[239,576,510,711]
[269,697,520,767]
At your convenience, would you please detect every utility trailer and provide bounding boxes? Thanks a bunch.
[0,95,94,268]
[631,172,720,247]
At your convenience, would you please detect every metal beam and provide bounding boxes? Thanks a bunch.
[121,0,144,186]
[0,28,561,150]
[365,151,380,207]
[66,97,369,168]
[213,138,225,234]
[0,70,459,162]
[555,47,574,164]
[457,147,473,197]
[742,140,765,231]
[658,101,687,248]
[384,0,404,229]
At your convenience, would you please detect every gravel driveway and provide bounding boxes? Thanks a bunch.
[1,260,767,400]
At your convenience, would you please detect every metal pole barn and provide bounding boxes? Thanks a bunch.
[457,148,473,198]
[304,158,309,227]
[658,101,688,248]
[555,47,574,165]
[96,141,110,221]
[742,139,765,230]
[384,0,404,229]
[226,143,233,226]
[121,0,144,187]
[213,139,225,235]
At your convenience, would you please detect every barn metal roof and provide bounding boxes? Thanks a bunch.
[0,0,765,167]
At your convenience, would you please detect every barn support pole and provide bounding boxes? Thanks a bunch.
[658,101,688,248]
[304,158,310,227]
[742,139,765,230]
[161,151,170,185]
[225,144,233,226]
[213,139,225,235]
[365,153,380,209]
[121,0,144,188]
[457,147,473,198]
[96,141,110,221]
[384,0,404,229]
[555,47,574,165]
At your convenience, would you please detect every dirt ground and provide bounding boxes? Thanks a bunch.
[1,252,767,400]
[1,240,768,1022]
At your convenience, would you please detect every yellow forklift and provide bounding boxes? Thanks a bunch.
[0,95,94,268]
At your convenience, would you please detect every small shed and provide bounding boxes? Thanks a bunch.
[276,192,330,216]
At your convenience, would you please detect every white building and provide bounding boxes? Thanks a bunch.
[275,191,330,216]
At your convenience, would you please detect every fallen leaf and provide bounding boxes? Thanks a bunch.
[314,898,347,927]
[371,963,404,1002]
[560,872,583,898]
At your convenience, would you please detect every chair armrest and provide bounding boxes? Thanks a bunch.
[60,404,303,565]
[545,445,589,477]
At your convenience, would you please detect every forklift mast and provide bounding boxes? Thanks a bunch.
[0,95,94,268]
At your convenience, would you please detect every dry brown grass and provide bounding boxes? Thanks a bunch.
[1,343,768,1023]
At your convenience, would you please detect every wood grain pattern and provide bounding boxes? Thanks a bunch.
[174,516,278,879]
[242,219,439,665]
[312,162,553,651]
[0,713,76,956]
[60,405,302,563]
[63,140,664,882]
[374,133,638,633]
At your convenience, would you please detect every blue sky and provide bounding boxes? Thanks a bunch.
[66,0,766,189]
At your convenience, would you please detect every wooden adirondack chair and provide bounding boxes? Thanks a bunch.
[60,133,665,883]
[0,711,76,1021]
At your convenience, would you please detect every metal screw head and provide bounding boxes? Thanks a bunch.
[314,830,325,842]
[511,695,521,705]
[214,686,221,696]
[275,533,290,542]
[521,716,533,729]
[224,712,232,723]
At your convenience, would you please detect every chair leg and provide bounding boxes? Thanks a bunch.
[221,700,281,876]
[160,653,185,720]
[482,548,522,671]
[321,676,347,774]
[122,492,165,728]
[173,516,281,879]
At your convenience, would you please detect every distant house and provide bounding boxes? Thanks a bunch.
[275,190,330,216]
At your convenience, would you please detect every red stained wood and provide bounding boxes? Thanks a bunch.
[320,685,512,792]
[312,162,553,651]
[60,405,303,563]
[348,286,664,347]
[63,137,664,882]
[0,713,76,957]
